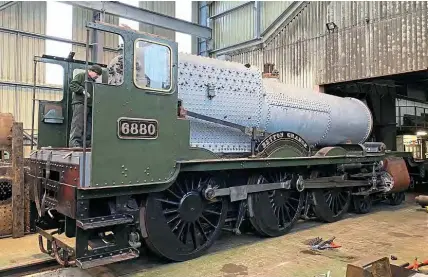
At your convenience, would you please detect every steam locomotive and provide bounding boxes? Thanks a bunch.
[27,21,413,269]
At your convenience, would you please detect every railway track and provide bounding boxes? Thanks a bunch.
[0,259,60,277]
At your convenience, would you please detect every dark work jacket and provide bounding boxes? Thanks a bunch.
[69,72,95,106]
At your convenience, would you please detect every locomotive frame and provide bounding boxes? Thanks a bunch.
[27,21,414,269]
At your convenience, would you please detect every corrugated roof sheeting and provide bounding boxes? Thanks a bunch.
[139,1,175,41]
[213,4,255,50]
[0,85,62,131]
[230,1,428,88]
[0,1,46,84]
[261,1,293,32]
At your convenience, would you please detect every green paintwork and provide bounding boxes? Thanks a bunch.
[267,147,306,158]
[36,57,69,148]
[36,56,108,149]
[33,21,415,192]
[178,151,412,172]
[87,22,212,188]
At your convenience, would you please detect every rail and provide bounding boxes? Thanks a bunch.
[0,259,59,277]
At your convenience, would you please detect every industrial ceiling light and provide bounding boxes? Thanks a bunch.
[416,131,427,136]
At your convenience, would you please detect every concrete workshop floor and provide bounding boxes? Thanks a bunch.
[21,193,428,277]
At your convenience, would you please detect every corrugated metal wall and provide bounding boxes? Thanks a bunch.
[0,1,46,84]
[0,86,62,130]
[139,1,176,41]
[0,1,53,133]
[72,7,119,63]
[231,48,265,72]
[213,4,255,49]
[261,1,293,31]
[210,1,294,50]
[229,1,428,88]
[211,2,255,49]
[0,1,176,156]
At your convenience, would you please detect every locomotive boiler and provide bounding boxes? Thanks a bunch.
[176,53,373,154]
[27,22,411,269]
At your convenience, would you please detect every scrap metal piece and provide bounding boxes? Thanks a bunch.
[0,113,13,145]
[346,256,421,277]
[304,237,323,246]
[346,256,393,277]
[309,236,341,250]
[0,178,13,236]
[0,198,12,237]
[12,122,24,238]
[0,113,13,147]
[415,195,428,208]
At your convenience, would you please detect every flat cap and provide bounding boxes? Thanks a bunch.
[89,64,103,75]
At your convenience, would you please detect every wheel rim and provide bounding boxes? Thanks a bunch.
[312,187,351,222]
[353,195,372,214]
[389,191,405,205]
[359,197,370,211]
[248,172,303,237]
[323,188,350,215]
[141,174,228,261]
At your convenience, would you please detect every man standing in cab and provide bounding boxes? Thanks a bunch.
[69,64,102,148]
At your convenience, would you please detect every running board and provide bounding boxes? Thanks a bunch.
[76,248,139,269]
[76,214,134,230]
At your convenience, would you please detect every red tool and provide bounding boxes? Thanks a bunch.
[402,258,428,271]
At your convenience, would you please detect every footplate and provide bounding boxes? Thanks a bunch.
[76,248,139,269]
[76,214,134,230]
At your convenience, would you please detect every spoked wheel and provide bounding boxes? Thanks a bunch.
[312,187,352,223]
[352,187,372,214]
[140,173,228,261]
[388,191,405,206]
[247,172,304,237]
[353,195,372,214]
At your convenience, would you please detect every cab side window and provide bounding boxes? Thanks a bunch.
[134,40,172,92]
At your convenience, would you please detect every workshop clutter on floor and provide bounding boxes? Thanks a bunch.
[305,236,342,251]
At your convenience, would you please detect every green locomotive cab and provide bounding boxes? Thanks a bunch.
[27,21,412,268]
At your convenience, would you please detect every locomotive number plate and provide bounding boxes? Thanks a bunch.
[117,117,158,139]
